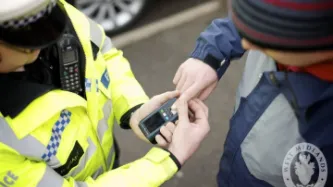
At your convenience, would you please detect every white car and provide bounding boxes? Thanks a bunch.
[68,0,151,35]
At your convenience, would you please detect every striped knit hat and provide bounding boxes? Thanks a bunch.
[232,0,333,51]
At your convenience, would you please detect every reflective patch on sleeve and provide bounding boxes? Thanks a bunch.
[101,70,110,89]
[97,100,112,142]
[0,118,46,159]
[41,110,72,162]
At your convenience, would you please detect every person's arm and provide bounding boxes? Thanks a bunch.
[0,96,209,187]
[190,18,245,79]
[0,143,179,187]
[104,46,149,129]
[87,17,149,129]
[173,18,246,101]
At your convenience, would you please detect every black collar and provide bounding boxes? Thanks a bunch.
[0,74,55,118]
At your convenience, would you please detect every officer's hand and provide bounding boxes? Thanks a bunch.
[155,122,176,148]
[173,58,218,101]
[130,91,180,143]
[168,97,210,165]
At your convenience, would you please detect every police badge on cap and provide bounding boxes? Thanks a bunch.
[0,0,68,49]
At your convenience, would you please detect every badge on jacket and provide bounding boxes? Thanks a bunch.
[101,69,110,89]
[283,143,328,187]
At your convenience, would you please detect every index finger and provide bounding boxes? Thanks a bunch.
[152,90,180,105]
[193,99,208,117]
[177,97,189,124]
[189,100,208,124]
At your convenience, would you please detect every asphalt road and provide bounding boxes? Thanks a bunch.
[113,7,247,187]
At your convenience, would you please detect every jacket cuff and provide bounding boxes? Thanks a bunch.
[162,148,182,171]
[120,103,144,129]
[144,147,180,177]
[190,41,227,80]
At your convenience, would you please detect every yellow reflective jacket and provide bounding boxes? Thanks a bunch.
[0,1,178,187]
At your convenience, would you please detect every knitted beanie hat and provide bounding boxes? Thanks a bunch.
[232,0,333,51]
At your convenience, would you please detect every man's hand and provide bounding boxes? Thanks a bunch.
[168,97,210,165]
[130,91,180,145]
[173,58,218,101]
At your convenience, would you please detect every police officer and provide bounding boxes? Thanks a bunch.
[0,0,210,186]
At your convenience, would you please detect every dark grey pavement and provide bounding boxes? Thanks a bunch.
[113,8,246,187]
[127,0,213,32]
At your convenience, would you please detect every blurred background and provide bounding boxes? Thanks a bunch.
[69,0,246,186]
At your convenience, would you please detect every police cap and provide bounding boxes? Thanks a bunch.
[0,0,68,49]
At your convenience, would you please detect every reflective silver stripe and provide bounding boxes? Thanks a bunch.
[65,138,97,177]
[101,37,113,54]
[74,181,88,187]
[48,156,62,168]
[97,100,112,142]
[0,118,60,166]
[106,146,115,169]
[91,166,104,179]
[241,94,304,187]
[87,17,113,54]
[37,166,88,187]
[0,118,44,159]
[37,166,64,187]
[88,17,103,48]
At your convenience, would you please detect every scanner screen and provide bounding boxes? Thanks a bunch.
[145,112,165,133]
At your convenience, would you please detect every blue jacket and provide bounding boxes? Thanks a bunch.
[190,18,333,187]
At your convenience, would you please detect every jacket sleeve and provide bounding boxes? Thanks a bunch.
[0,143,178,187]
[103,46,149,125]
[190,18,246,79]
[90,20,149,124]
[94,148,180,186]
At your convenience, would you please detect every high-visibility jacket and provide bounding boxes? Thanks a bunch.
[0,1,178,187]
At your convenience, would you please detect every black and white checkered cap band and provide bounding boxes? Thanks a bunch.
[0,0,57,29]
